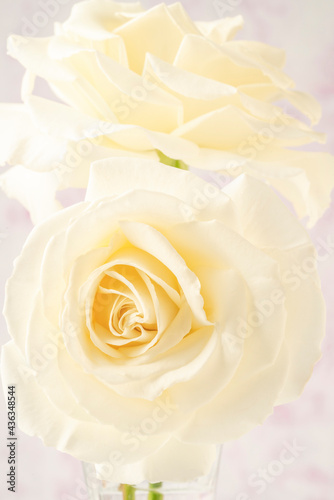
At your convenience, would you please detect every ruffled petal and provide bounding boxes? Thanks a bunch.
[195,15,244,44]
[172,105,324,151]
[0,103,67,171]
[1,341,169,468]
[114,4,184,74]
[3,203,84,352]
[62,0,143,41]
[179,342,289,443]
[0,167,61,224]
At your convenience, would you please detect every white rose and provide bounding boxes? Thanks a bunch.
[0,1,333,225]
[1,158,325,484]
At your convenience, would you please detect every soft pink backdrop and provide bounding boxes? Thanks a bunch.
[0,1,333,499]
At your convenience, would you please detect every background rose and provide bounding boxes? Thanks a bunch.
[1,158,325,484]
[0,0,333,225]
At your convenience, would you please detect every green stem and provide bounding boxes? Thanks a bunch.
[121,484,136,500]
[148,482,163,500]
[157,151,188,171]
[121,482,164,499]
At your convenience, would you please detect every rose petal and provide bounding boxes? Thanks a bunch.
[87,157,238,229]
[174,34,293,88]
[95,52,183,131]
[114,4,184,74]
[179,342,289,443]
[172,105,324,151]
[167,2,201,35]
[119,220,209,328]
[166,218,286,377]
[0,167,61,224]
[3,203,84,353]
[1,341,169,467]
[0,103,67,171]
[95,436,217,484]
[62,0,143,41]
[195,15,244,44]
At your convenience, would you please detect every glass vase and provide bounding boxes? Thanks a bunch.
[82,447,222,500]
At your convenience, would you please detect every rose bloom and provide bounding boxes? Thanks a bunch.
[0,1,333,224]
[1,158,325,484]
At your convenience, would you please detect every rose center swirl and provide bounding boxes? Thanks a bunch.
[85,257,184,358]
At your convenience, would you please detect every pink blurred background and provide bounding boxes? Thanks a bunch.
[0,1,333,499]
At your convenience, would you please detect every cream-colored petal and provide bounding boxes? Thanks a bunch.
[119,220,209,329]
[134,300,191,360]
[87,157,237,228]
[224,174,326,400]
[25,292,95,422]
[276,265,325,404]
[104,125,198,158]
[136,270,178,334]
[7,35,75,82]
[86,157,193,201]
[0,103,67,171]
[35,40,183,130]
[1,341,169,467]
[95,52,183,131]
[57,345,185,435]
[172,105,324,150]
[3,203,84,353]
[195,15,244,44]
[174,34,292,88]
[51,32,128,67]
[96,436,217,484]
[62,191,193,278]
[50,78,116,120]
[62,0,143,40]
[232,40,286,68]
[104,269,149,320]
[64,263,216,397]
[225,149,334,227]
[114,4,184,74]
[143,52,237,100]
[239,84,322,125]
[254,151,334,227]
[167,219,286,379]
[41,234,110,325]
[60,238,187,387]
[0,166,61,224]
[10,37,117,119]
[183,146,334,227]
[179,343,289,443]
[285,90,322,125]
[23,97,162,188]
[108,326,216,400]
[167,2,201,35]
[222,40,292,87]
[224,174,311,249]
[25,94,195,157]
[105,247,181,306]
[26,95,111,141]
[168,269,248,414]
[138,438,216,484]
